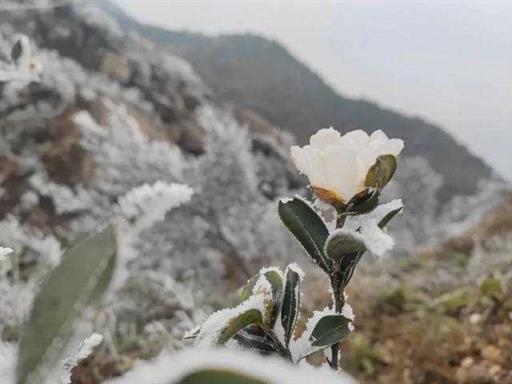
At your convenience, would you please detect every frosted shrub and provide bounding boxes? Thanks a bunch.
[7,180,193,384]
[8,127,404,383]
[187,128,405,372]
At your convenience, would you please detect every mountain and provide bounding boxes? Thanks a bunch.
[101,1,497,202]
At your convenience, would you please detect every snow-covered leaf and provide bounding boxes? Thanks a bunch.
[290,304,354,362]
[16,225,116,384]
[194,293,269,348]
[217,309,264,345]
[278,197,331,272]
[240,267,284,327]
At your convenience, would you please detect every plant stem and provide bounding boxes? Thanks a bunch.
[329,209,348,370]
[329,267,345,370]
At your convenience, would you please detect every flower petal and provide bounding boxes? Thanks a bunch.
[309,128,340,149]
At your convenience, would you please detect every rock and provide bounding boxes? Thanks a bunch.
[41,107,96,185]
[456,361,495,384]
[481,345,503,364]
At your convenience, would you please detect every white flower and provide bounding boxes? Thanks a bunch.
[291,128,403,205]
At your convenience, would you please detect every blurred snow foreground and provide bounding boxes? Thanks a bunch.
[105,349,356,384]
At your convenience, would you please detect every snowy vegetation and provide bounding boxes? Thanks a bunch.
[1,5,510,384]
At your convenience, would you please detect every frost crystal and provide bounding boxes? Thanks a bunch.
[117,181,193,232]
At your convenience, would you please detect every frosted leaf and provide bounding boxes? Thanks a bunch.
[289,302,354,362]
[117,181,193,232]
[193,289,271,348]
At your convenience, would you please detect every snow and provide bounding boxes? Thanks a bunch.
[0,246,13,258]
[104,348,356,384]
[74,333,103,361]
[0,342,16,384]
[61,333,104,384]
[341,199,404,256]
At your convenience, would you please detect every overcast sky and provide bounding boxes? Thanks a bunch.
[115,0,512,181]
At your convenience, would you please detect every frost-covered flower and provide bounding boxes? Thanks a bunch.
[291,128,403,205]
[0,247,13,259]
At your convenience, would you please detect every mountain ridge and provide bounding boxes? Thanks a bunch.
[102,0,497,202]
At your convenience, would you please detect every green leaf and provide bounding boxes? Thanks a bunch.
[262,270,284,327]
[240,274,259,301]
[378,207,403,229]
[217,309,264,345]
[11,38,23,64]
[278,197,331,272]
[324,231,365,262]
[365,154,397,189]
[179,369,269,384]
[280,266,301,347]
[345,188,380,215]
[310,314,352,347]
[263,270,284,299]
[17,225,117,384]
